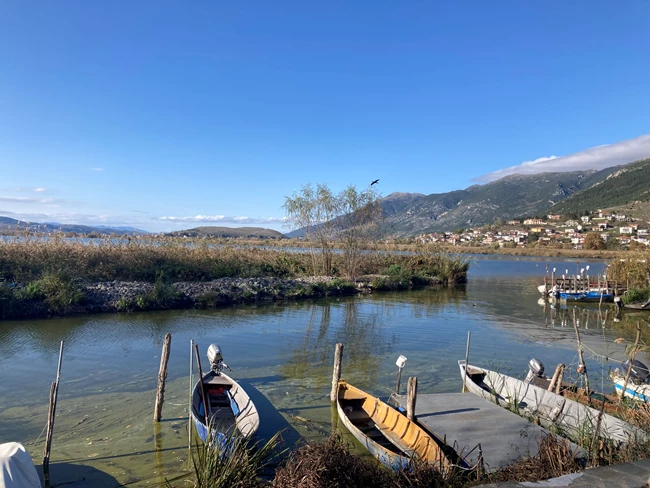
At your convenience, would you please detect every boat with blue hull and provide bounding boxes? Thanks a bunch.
[191,344,259,444]
[558,291,614,303]
[611,359,650,403]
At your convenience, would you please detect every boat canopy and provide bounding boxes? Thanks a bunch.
[0,442,41,488]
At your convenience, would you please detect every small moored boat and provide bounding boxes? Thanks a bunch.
[191,344,259,443]
[558,291,614,303]
[611,359,650,402]
[459,360,645,445]
[336,380,451,471]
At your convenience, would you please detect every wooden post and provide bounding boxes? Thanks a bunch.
[194,344,209,426]
[153,333,172,422]
[555,364,565,394]
[462,331,471,392]
[545,264,549,294]
[551,268,555,287]
[572,317,590,398]
[42,381,56,487]
[43,340,64,485]
[621,323,642,402]
[330,343,344,403]
[395,367,403,396]
[407,377,417,421]
[548,363,565,392]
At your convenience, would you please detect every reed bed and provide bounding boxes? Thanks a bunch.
[0,237,468,284]
[608,249,650,289]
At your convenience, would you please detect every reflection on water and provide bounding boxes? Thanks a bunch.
[0,256,645,486]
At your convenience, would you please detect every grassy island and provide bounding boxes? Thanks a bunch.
[0,237,469,318]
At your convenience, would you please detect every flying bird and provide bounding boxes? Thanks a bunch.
[371,179,379,186]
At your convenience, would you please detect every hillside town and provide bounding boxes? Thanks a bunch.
[417,209,649,249]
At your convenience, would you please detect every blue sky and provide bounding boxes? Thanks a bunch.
[1,1,649,232]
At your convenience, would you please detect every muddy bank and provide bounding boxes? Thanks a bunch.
[0,275,444,320]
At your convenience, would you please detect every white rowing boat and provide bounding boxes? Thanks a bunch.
[459,360,645,445]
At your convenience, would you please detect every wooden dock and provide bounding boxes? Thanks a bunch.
[392,392,583,472]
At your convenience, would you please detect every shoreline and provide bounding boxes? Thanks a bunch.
[0,275,447,320]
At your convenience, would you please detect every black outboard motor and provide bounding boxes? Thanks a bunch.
[525,358,545,383]
[207,343,231,375]
[622,359,650,384]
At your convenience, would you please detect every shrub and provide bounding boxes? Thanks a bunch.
[35,273,86,314]
[623,286,650,305]
[274,435,392,488]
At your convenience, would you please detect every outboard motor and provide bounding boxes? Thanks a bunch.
[525,358,545,383]
[622,359,650,384]
[207,343,230,375]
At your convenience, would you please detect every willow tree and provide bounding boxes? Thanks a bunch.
[334,185,382,279]
[283,183,338,276]
[283,183,382,278]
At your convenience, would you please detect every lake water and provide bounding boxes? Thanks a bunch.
[0,255,646,487]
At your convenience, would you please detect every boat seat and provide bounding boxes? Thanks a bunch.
[204,376,232,386]
[209,393,230,408]
[346,410,370,422]
[341,391,367,401]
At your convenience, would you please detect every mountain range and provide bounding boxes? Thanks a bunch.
[378,158,650,236]
[0,217,149,236]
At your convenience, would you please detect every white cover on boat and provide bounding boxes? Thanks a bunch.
[0,442,41,488]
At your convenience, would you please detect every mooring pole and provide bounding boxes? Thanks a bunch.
[43,340,64,485]
[188,338,194,453]
[194,344,209,426]
[462,331,471,392]
[621,323,642,402]
[330,343,344,403]
[572,318,590,398]
[153,333,172,422]
[548,363,565,392]
[406,377,418,421]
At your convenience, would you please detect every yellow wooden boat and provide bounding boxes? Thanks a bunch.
[337,380,450,471]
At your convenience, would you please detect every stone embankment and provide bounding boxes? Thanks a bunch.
[1,275,444,319]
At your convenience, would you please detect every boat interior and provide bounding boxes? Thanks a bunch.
[339,387,403,455]
[338,382,451,468]
[465,366,507,402]
[193,373,236,428]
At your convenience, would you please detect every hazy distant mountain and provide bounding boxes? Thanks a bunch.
[166,226,285,239]
[0,217,150,236]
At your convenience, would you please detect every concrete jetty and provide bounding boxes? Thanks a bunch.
[392,392,583,472]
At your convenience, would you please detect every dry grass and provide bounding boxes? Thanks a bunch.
[0,237,468,284]
[483,433,582,484]
[273,435,393,488]
[608,249,650,288]
[273,434,584,488]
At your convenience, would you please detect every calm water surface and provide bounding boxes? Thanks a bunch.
[0,255,646,486]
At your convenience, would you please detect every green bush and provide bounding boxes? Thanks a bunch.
[35,273,86,314]
[624,287,650,305]
[16,281,44,300]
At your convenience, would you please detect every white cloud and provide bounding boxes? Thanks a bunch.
[474,134,650,183]
[0,196,33,202]
[90,167,104,172]
[157,215,285,224]
[0,195,67,205]
[33,187,46,192]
